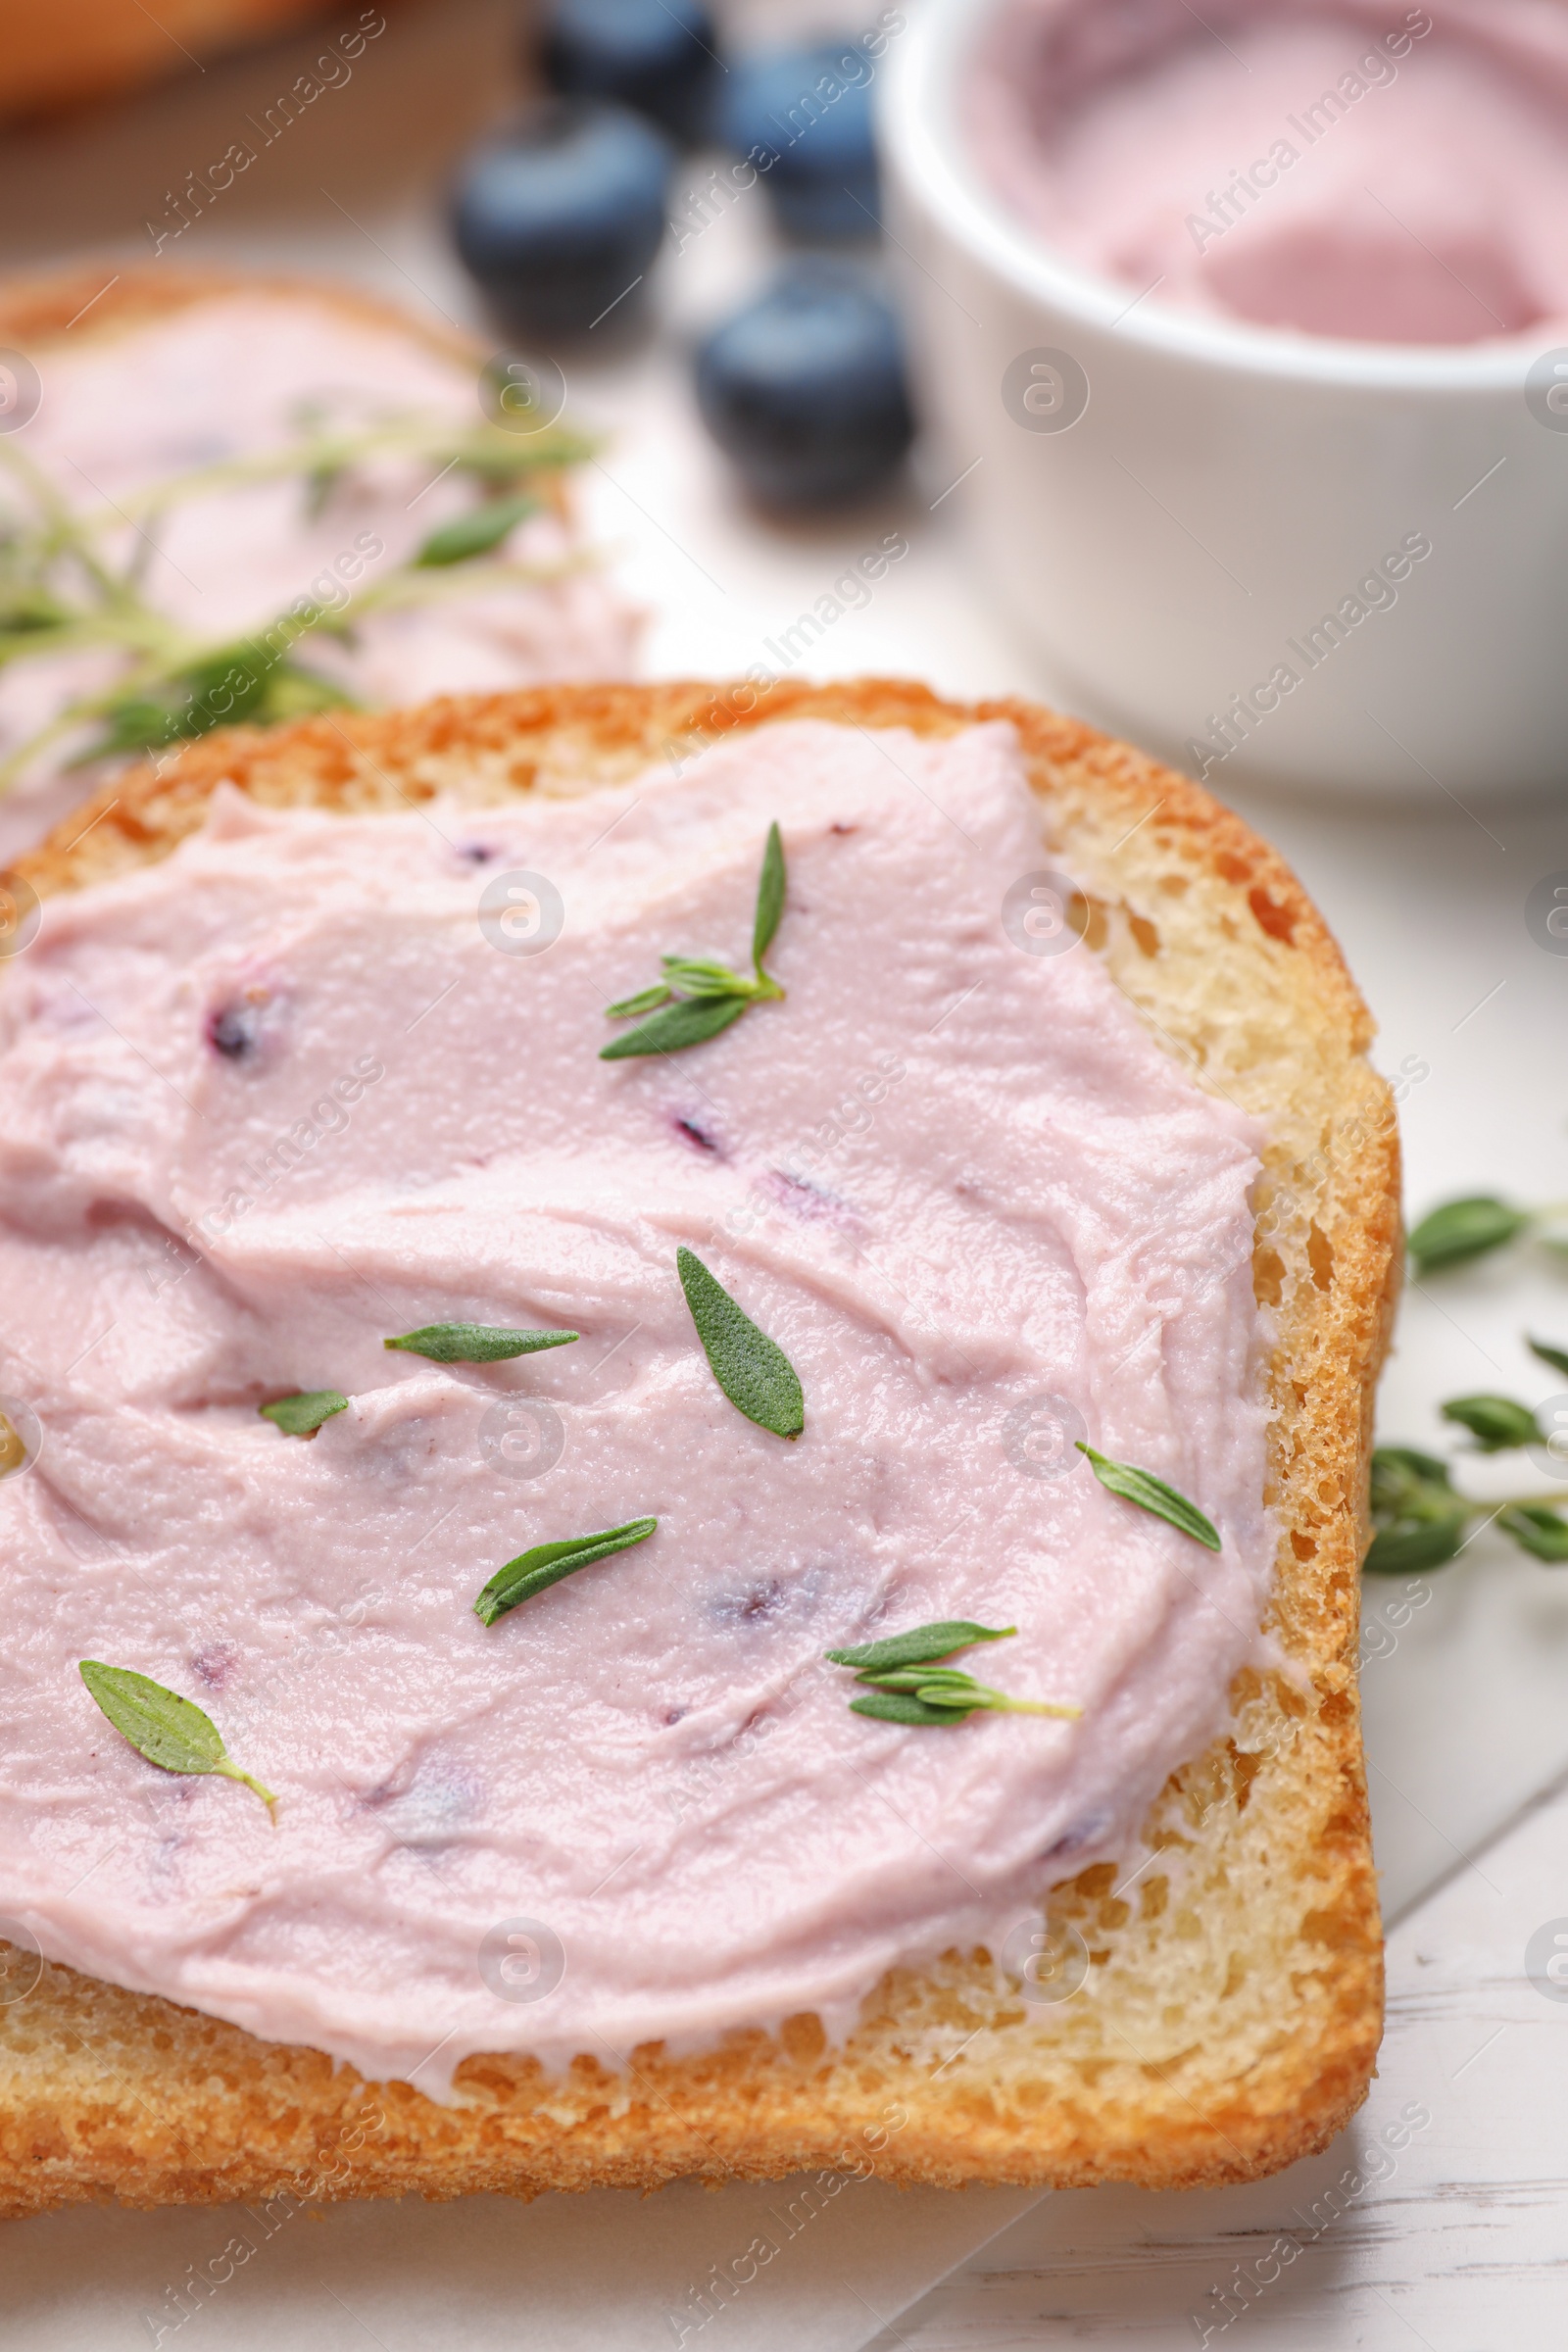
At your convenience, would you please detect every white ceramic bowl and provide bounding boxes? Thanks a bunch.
[879,0,1568,799]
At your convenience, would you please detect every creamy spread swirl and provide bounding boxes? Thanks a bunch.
[0,719,1271,2087]
[966,0,1568,345]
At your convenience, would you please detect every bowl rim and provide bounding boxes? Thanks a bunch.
[877,0,1565,392]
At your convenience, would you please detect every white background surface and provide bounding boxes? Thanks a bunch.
[0,1,1565,2342]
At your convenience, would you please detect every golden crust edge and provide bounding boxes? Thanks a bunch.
[0,675,1395,2211]
[0,261,485,369]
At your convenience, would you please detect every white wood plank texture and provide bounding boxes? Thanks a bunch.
[880,1773,1568,2350]
[5,2174,1042,2352]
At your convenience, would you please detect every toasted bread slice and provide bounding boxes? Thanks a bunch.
[0,677,1396,2215]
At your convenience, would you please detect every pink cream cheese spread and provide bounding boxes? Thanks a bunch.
[966,0,1568,344]
[0,719,1273,2087]
[0,290,638,865]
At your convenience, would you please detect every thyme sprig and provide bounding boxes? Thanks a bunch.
[1365,1446,1568,1571]
[602,823,786,1060]
[826,1622,1082,1729]
[0,407,597,791]
[1367,1339,1568,1572]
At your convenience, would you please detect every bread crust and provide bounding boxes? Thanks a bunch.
[0,261,482,370]
[0,677,1396,2215]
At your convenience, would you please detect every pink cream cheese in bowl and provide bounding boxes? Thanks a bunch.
[965,0,1568,345]
[0,720,1273,2088]
[877,0,1568,796]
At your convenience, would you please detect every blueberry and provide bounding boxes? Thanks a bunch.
[539,0,720,147]
[719,45,879,241]
[452,100,673,338]
[695,264,913,509]
[206,1002,263,1061]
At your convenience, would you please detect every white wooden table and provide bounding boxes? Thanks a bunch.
[880,1773,1568,2349]
[1,4,1565,2343]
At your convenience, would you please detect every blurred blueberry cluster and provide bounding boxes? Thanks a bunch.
[450,0,913,508]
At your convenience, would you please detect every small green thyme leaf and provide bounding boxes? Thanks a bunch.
[1529,1336,1568,1381]
[1407,1195,1530,1275]
[601,826,786,1059]
[1370,1445,1453,1499]
[414,493,540,567]
[676,1246,804,1439]
[918,1677,1078,1719]
[1364,1446,1467,1575]
[853,1664,1080,1720]
[862,1667,977,1692]
[604,981,673,1020]
[1362,1517,1469,1576]
[1496,1504,1568,1564]
[660,955,769,1003]
[384,1324,578,1363]
[850,1689,968,1728]
[79,1661,275,1811]
[260,1390,349,1438]
[303,464,343,520]
[261,662,357,722]
[0,588,70,636]
[1075,1444,1221,1550]
[601,994,749,1061]
[753,820,785,969]
[825,1621,1015,1673]
[121,645,268,739]
[474,1517,658,1625]
[1440,1394,1542,1452]
[71,649,354,767]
